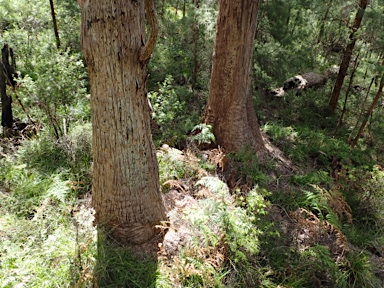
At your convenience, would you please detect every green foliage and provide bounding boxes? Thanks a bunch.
[46,175,70,202]
[254,1,322,88]
[263,122,371,168]
[0,161,96,288]
[0,161,52,217]
[188,179,267,268]
[150,0,216,90]
[291,171,331,186]
[0,126,92,219]
[55,0,81,51]
[161,177,269,288]
[343,251,381,288]
[300,185,347,228]
[149,75,199,146]
[300,245,348,287]
[157,147,198,187]
[0,0,88,140]
[15,125,92,194]
[15,50,89,138]
[15,136,68,174]
[191,123,215,145]
[0,0,384,287]
[94,235,158,288]
[228,147,270,185]
[342,165,384,229]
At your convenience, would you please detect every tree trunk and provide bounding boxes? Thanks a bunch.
[1,44,14,129]
[329,0,368,112]
[350,70,384,147]
[338,53,360,128]
[191,0,200,89]
[78,0,166,245]
[49,0,61,49]
[202,0,264,153]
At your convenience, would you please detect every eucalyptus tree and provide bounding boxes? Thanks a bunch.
[78,0,166,245]
[202,0,265,153]
[329,0,369,112]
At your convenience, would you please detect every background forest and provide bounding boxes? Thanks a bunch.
[0,0,384,287]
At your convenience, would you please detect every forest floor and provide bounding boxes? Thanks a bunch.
[152,141,384,287]
[1,116,384,287]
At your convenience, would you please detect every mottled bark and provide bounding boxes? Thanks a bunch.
[329,0,368,112]
[202,0,264,153]
[79,0,166,245]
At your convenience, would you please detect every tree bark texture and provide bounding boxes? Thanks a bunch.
[78,0,166,245]
[202,0,264,153]
[329,0,368,112]
[1,44,14,129]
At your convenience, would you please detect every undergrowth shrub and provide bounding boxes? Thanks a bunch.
[341,165,384,248]
[0,128,95,287]
[296,245,348,287]
[228,147,270,185]
[13,49,89,139]
[157,145,201,189]
[0,161,53,217]
[0,170,96,287]
[190,123,215,145]
[149,75,199,147]
[0,204,96,287]
[172,178,271,287]
[300,184,352,228]
[16,123,92,195]
[263,123,371,168]
[343,251,381,288]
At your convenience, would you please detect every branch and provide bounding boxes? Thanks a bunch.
[140,0,159,62]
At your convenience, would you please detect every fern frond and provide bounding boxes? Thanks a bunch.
[47,176,70,202]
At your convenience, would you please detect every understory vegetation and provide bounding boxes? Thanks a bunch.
[1,0,384,287]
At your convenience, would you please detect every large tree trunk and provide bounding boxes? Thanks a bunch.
[329,0,368,112]
[78,0,166,245]
[202,0,264,153]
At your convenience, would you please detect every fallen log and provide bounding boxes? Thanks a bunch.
[270,66,339,97]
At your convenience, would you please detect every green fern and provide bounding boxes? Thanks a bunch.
[47,176,70,202]
[191,123,216,145]
[302,186,341,228]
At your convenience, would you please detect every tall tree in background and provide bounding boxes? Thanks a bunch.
[1,44,15,129]
[49,0,60,49]
[350,63,384,147]
[329,0,368,112]
[78,0,166,245]
[202,0,264,153]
